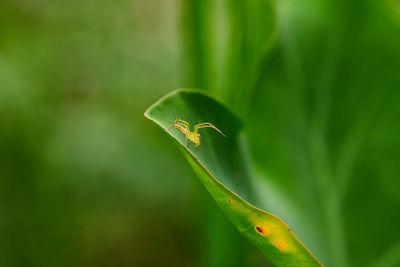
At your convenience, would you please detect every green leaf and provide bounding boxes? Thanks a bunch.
[144,88,322,267]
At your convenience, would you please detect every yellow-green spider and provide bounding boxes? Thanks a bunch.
[168,118,226,156]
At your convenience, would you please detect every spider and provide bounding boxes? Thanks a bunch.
[168,118,226,156]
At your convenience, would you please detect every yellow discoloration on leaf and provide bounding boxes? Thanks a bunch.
[249,217,297,253]
[218,193,302,254]
[273,241,286,251]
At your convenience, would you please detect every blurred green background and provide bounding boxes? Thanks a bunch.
[1,0,400,266]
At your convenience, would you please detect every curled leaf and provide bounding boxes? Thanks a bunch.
[145,89,321,267]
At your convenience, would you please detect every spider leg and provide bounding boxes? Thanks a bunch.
[174,119,189,128]
[195,122,218,130]
[176,122,188,128]
[194,123,226,137]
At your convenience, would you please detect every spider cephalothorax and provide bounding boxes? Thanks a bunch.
[168,118,225,156]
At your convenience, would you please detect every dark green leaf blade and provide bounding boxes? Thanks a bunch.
[144,89,322,267]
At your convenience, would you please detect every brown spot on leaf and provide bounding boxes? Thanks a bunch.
[273,241,285,251]
[227,198,232,203]
[255,226,265,235]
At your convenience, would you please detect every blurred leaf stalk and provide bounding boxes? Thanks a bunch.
[181,0,276,266]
